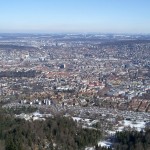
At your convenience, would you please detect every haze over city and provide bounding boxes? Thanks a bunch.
[0,0,150,33]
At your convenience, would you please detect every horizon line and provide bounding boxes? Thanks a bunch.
[0,32,150,35]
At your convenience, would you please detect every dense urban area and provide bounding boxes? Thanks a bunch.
[0,33,150,150]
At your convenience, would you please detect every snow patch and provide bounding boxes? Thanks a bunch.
[98,141,112,148]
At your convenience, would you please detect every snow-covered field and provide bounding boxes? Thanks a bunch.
[117,120,146,132]
[72,117,99,126]
[85,147,95,150]
[98,141,112,148]
[15,111,52,120]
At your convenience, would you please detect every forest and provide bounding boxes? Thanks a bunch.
[113,129,150,150]
[0,107,150,150]
[96,128,150,150]
[0,108,102,150]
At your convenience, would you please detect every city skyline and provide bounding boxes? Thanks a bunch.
[0,0,150,33]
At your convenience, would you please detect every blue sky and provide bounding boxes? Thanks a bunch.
[0,0,150,33]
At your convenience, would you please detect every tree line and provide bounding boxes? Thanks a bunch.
[0,110,102,150]
[0,70,37,78]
